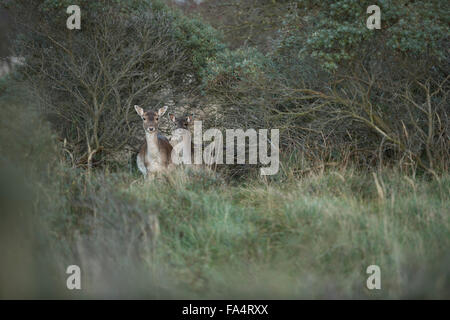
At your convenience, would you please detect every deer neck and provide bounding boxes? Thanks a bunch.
[145,131,159,155]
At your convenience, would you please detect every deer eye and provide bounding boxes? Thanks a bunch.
[155,117,159,121]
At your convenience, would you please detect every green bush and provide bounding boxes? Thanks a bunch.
[203,47,268,90]
[278,0,449,70]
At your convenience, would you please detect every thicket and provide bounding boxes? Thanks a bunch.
[204,0,449,176]
[3,0,449,176]
[4,0,224,168]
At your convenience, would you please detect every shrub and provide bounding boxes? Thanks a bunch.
[6,0,224,167]
[203,47,268,91]
[204,0,449,175]
[278,0,449,71]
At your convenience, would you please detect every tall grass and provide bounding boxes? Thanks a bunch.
[1,79,449,299]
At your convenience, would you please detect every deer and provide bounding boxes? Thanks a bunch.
[134,105,173,178]
[168,113,195,166]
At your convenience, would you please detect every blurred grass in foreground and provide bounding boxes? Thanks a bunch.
[0,78,449,299]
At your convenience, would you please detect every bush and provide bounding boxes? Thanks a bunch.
[278,0,449,71]
[203,47,268,91]
[273,0,450,172]
[204,0,449,176]
[6,0,224,167]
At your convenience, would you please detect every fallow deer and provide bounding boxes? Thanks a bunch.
[169,114,194,166]
[135,105,173,178]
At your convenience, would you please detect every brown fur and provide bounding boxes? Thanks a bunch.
[135,105,173,176]
[138,134,173,168]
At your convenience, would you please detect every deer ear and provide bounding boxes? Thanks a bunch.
[158,105,168,117]
[187,115,193,123]
[134,105,144,118]
[169,113,176,122]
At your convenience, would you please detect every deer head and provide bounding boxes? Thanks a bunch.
[134,105,168,134]
[169,114,193,130]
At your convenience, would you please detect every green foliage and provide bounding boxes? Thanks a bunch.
[170,11,225,76]
[203,47,269,89]
[0,80,58,176]
[5,0,224,80]
[278,0,449,70]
